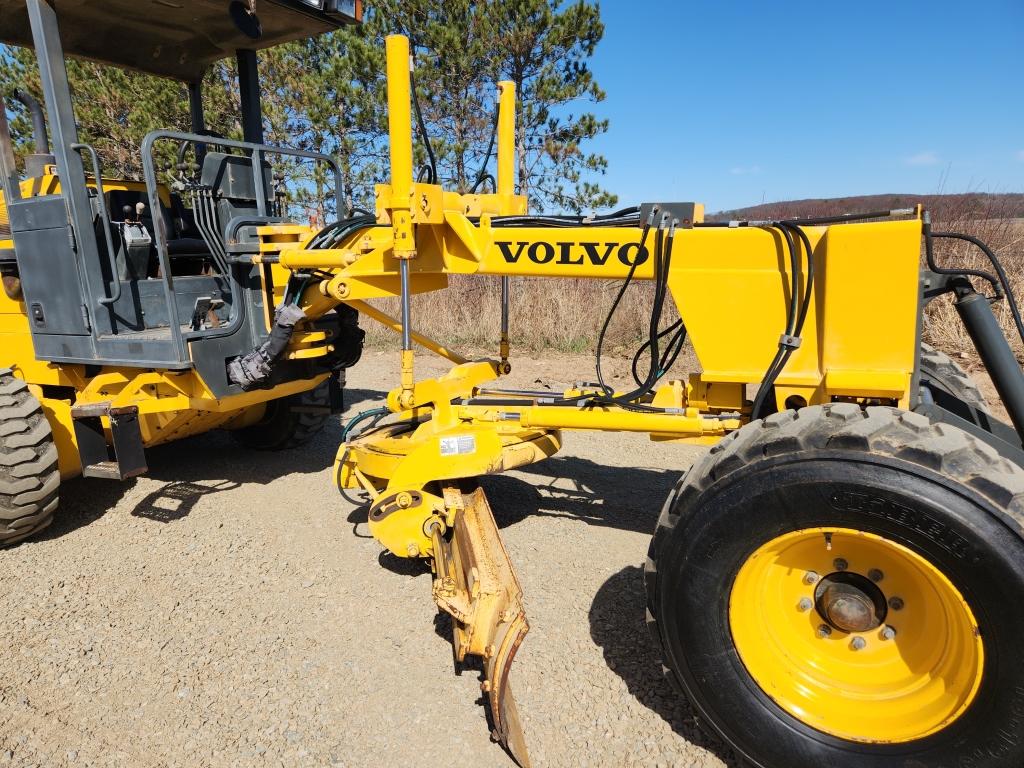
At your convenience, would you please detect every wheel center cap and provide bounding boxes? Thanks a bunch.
[814,572,888,633]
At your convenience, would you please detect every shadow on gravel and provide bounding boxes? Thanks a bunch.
[482,456,678,535]
[341,387,389,408]
[590,566,741,768]
[35,386,391,543]
[132,479,241,522]
[35,475,136,543]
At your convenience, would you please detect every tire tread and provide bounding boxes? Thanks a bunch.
[0,369,60,545]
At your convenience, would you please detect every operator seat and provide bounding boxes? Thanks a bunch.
[104,189,211,277]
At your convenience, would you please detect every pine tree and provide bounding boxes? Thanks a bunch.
[490,0,615,212]
[1,0,615,214]
[356,0,616,212]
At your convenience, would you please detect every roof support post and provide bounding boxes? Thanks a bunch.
[25,0,107,335]
[235,49,264,145]
[187,78,207,165]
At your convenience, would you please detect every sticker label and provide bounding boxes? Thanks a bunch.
[440,435,477,456]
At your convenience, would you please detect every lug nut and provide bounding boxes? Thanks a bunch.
[889,596,904,611]
[849,636,867,651]
[833,558,848,571]
[880,626,897,641]
[797,597,813,612]
[868,568,884,582]
[816,624,832,639]
[803,571,819,585]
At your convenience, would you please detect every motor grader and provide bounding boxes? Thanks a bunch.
[5,5,1024,768]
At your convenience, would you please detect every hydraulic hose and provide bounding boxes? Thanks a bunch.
[930,228,1024,347]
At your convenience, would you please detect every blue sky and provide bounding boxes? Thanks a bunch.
[586,0,1023,212]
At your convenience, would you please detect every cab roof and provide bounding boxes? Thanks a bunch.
[0,0,352,82]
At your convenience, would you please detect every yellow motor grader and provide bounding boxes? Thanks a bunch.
[5,4,1024,768]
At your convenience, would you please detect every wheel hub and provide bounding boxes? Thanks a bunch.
[814,572,887,633]
[729,527,985,743]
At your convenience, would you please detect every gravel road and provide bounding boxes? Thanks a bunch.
[0,350,743,768]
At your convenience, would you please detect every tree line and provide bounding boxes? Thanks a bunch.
[0,0,616,216]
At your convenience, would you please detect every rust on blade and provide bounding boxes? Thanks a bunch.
[430,483,532,767]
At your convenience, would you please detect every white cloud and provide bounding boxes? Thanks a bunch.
[729,165,762,176]
[904,151,940,167]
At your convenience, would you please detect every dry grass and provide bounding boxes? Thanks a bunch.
[363,276,665,353]
[362,199,1024,365]
[921,201,1024,359]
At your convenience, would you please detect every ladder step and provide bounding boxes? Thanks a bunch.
[71,403,148,481]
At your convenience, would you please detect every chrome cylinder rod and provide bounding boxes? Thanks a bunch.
[400,258,412,351]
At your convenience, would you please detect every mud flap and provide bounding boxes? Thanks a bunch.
[430,484,531,767]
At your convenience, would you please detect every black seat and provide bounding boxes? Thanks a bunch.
[166,237,210,257]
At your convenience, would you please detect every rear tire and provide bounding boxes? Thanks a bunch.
[231,378,334,450]
[645,404,1024,768]
[0,369,60,546]
[918,341,989,412]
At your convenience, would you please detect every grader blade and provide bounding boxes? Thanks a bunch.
[431,485,531,767]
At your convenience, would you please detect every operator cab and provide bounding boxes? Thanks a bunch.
[0,0,359,393]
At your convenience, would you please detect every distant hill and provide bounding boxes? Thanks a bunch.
[710,192,1024,222]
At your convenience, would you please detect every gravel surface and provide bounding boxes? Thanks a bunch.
[0,350,745,768]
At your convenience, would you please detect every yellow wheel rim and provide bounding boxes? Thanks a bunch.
[729,527,984,743]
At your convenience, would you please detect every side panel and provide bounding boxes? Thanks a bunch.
[8,195,90,336]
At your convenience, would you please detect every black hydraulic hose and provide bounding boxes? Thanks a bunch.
[778,225,800,336]
[631,318,683,387]
[594,215,654,397]
[695,207,916,229]
[606,217,677,406]
[750,224,804,419]
[596,206,642,220]
[781,222,815,336]
[306,214,376,251]
[769,209,914,227]
[622,225,668,398]
[489,214,643,228]
[410,66,437,185]
[469,106,499,194]
[923,217,1001,298]
[930,229,1024,348]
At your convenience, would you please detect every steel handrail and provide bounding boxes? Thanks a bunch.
[71,142,120,305]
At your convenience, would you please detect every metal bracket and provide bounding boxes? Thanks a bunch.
[71,402,148,480]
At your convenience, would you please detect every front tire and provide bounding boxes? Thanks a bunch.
[918,341,989,412]
[0,369,60,546]
[645,404,1024,768]
[231,378,333,451]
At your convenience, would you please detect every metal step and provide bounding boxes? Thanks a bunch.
[71,402,148,480]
